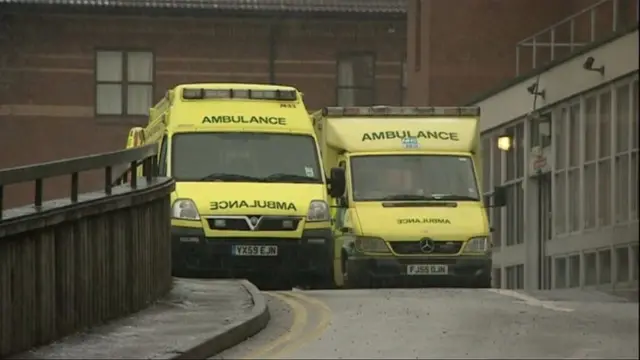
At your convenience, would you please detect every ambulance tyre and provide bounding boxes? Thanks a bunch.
[304,269,335,290]
[343,258,371,289]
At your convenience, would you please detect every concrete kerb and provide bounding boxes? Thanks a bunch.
[170,280,270,359]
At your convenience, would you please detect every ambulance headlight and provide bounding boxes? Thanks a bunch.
[172,199,200,220]
[463,237,490,253]
[354,237,390,253]
[306,200,329,222]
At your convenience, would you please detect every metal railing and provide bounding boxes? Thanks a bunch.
[0,144,158,220]
[515,0,639,75]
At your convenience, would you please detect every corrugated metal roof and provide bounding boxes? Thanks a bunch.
[0,0,407,13]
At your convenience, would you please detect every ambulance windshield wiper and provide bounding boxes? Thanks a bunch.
[381,194,479,201]
[381,194,433,201]
[426,194,480,201]
[198,173,264,182]
[261,173,320,183]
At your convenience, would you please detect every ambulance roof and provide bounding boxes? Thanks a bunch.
[323,117,479,153]
[166,83,313,134]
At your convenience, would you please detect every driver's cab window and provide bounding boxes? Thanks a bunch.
[158,135,168,176]
[334,159,349,230]
[338,159,347,198]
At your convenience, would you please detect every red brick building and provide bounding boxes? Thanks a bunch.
[404,0,621,106]
[0,0,623,206]
[0,0,406,206]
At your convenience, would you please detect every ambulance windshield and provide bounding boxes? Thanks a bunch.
[171,132,322,184]
[350,154,480,202]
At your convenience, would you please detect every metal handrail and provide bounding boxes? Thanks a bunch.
[0,144,158,219]
[515,0,637,75]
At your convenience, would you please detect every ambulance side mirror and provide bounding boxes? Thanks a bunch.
[328,167,346,198]
[492,185,508,208]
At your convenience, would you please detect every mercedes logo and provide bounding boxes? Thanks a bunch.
[419,238,435,253]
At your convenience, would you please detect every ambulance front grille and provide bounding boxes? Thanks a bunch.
[206,216,302,231]
[389,241,463,255]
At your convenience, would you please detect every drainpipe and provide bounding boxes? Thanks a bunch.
[268,18,280,84]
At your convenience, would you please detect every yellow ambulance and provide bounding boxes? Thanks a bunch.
[127,83,335,289]
[312,106,507,288]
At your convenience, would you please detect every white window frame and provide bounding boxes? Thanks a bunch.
[95,50,154,116]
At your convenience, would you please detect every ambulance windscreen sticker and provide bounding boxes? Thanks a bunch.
[402,136,419,149]
[304,166,315,177]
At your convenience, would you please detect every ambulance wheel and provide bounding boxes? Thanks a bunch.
[344,259,371,289]
[311,269,336,290]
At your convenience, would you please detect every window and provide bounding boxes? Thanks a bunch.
[170,132,322,183]
[583,80,638,229]
[631,80,639,220]
[568,104,580,167]
[337,53,375,106]
[158,135,168,176]
[505,122,524,181]
[584,161,596,228]
[553,107,568,235]
[554,107,567,171]
[567,103,581,232]
[584,96,597,229]
[615,84,631,154]
[349,154,480,201]
[614,84,630,224]
[96,50,154,116]
[554,256,567,288]
[568,168,580,231]
[597,159,612,227]
[506,182,524,246]
[584,96,597,162]
[599,91,612,159]
[502,122,524,246]
[554,171,567,234]
[597,91,612,227]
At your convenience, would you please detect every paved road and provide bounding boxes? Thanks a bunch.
[215,287,639,359]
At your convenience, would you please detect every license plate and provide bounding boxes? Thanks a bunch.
[407,264,449,275]
[232,245,278,256]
